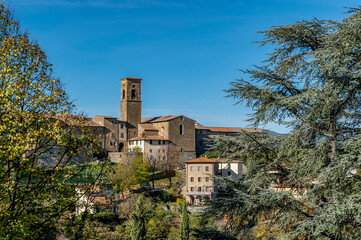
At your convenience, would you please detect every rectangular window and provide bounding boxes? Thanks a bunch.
[163,140,166,144]
[205,166,209,171]
[120,124,124,129]
[190,166,194,171]
[198,166,202,171]
[150,149,153,153]
[190,177,194,182]
[158,140,161,145]
[198,177,201,182]
[206,177,209,182]
[150,140,153,145]
[111,119,115,125]
[120,133,124,138]
[111,133,115,138]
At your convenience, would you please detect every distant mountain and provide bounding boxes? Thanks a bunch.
[265,130,289,137]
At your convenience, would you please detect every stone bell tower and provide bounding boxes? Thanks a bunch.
[120,77,142,140]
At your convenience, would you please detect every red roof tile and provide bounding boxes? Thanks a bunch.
[184,157,217,164]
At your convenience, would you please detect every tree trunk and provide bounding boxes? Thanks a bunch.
[152,169,155,189]
[168,173,172,187]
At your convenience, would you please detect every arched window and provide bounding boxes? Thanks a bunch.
[131,89,136,99]
[179,124,183,135]
[122,90,125,99]
[197,187,201,192]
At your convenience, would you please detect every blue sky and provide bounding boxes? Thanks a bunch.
[8,0,360,133]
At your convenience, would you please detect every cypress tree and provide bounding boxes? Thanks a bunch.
[179,201,189,240]
[131,195,146,240]
[206,7,361,239]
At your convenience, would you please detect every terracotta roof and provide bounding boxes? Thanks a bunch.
[139,123,158,131]
[90,196,111,205]
[195,122,208,130]
[206,127,264,133]
[142,115,195,123]
[86,120,103,127]
[77,186,102,194]
[93,115,117,119]
[184,157,217,164]
[210,158,242,163]
[141,115,181,123]
[273,183,291,188]
[129,135,169,141]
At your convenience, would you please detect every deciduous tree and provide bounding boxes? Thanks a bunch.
[0,3,98,239]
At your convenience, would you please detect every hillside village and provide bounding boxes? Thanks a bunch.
[88,76,262,161]
[83,76,263,203]
[4,0,360,238]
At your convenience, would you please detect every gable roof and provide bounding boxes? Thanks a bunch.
[86,120,104,127]
[210,158,242,163]
[139,123,158,131]
[195,122,208,130]
[184,157,217,164]
[141,115,190,123]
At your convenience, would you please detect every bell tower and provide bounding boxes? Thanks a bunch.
[120,77,142,140]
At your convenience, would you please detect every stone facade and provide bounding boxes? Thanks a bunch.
[184,157,246,205]
[90,116,128,153]
[185,158,217,205]
[195,123,264,155]
[120,77,142,140]
[89,76,196,165]
[139,115,196,164]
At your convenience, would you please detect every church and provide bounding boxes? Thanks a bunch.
[88,77,196,164]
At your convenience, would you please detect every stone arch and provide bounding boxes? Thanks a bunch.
[195,195,202,205]
[188,196,195,205]
[131,89,136,99]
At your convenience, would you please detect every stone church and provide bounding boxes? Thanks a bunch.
[89,77,196,164]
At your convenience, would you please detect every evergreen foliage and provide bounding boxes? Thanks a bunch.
[131,195,147,240]
[179,201,189,240]
[206,7,361,239]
